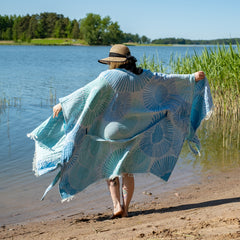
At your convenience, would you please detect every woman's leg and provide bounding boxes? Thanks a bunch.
[107,177,123,217]
[122,173,134,217]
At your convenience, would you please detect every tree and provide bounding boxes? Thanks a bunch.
[47,13,61,37]
[38,12,60,38]
[0,15,15,40]
[12,17,20,41]
[54,19,67,38]
[71,20,80,39]
[27,14,39,40]
[37,13,48,38]
[141,35,151,44]
[66,20,72,38]
[122,33,141,43]
[3,28,12,40]
[80,13,123,45]
[12,15,31,41]
[80,13,102,45]
[102,21,123,45]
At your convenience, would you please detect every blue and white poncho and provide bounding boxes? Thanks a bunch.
[28,69,213,201]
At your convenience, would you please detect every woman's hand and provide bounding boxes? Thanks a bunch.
[194,71,205,82]
[53,103,62,118]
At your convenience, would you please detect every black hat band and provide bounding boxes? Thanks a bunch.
[109,52,130,58]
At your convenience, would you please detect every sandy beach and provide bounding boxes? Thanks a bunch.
[1,167,240,240]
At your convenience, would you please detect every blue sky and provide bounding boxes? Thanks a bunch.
[1,0,239,40]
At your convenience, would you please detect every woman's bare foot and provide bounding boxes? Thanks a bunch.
[113,203,123,216]
[110,204,123,219]
[121,208,128,217]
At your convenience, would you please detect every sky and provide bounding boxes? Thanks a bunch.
[1,0,239,40]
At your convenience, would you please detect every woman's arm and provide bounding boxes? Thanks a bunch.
[154,71,205,83]
[52,71,205,118]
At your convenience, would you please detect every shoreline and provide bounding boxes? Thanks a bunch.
[0,40,225,47]
[0,39,87,46]
[1,167,240,240]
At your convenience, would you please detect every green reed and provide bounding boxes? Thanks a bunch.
[139,45,240,160]
[197,116,240,170]
[0,96,21,114]
[139,53,167,73]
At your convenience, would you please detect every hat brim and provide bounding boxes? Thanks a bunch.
[98,57,127,64]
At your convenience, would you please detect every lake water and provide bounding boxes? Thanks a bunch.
[0,45,239,226]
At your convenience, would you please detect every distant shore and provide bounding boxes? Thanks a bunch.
[0,39,172,46]
[0,39,221,47]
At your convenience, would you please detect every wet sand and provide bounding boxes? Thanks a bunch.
[1,167,240,240]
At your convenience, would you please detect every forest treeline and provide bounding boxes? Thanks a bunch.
[0,12,239,45]
[151,37,240,45]
[0,12,150,45]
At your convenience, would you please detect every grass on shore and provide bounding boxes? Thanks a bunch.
[0,38,87,46]
[30,38,87,45]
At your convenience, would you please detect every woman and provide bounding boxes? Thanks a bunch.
[50,44,208,218]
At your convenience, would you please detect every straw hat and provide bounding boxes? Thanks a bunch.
[98,44,131,64]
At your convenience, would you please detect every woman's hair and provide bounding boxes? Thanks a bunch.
[109,57,143,75]
[109,62,123,70]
